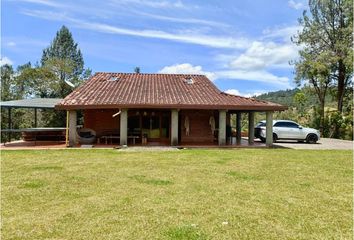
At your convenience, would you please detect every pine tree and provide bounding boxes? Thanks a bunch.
[293,0,353,113]
[41,25,91,98]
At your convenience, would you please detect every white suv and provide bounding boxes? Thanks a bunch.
[255,120,320,144]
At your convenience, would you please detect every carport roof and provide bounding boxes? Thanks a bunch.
[0,98,63,109]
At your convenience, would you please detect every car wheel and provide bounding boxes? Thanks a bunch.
[306,134,318,144]
[273,133,278,143]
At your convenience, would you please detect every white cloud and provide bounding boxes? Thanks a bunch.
[224,89,265,98]
[133,11,229,28]
[229,41,298,70]
[20,7,296,88]
[262,25,302,43]
[16,0,63,7]
[224,89,241,96]
[288,0,305,10]
[216,70,290,87]
[158,63,290,86]
[7,41,16,47]
[116,0,187,9]
[159,63,217,81]
[0,57,13,66]
[158,62,291,87]
[22,10,249,49]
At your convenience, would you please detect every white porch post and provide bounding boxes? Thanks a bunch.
[218,110,226,145]
[248,112,255,145]
[236,112,242,145]
[171,109,179,146]
[120,109,128,145]
[68,110,77,147]
[266,111,273,147]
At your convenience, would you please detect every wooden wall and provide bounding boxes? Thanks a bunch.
[84,108,221,144]
[83,109,120,136]
[179,110,218,144]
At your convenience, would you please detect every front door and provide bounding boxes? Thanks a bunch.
[141,111,170,143]
[142,115,160,141]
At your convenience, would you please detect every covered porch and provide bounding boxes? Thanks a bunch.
[66,108,275,147]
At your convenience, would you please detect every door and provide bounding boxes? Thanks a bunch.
[142,115,160,141]
[274,121,301,139]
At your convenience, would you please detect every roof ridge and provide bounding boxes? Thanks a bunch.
[94,72,206,76]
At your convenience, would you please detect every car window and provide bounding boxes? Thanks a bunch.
[274,122,299,128]
[256,122,266,127]
[287,122,299,128]
[274,122,287,127]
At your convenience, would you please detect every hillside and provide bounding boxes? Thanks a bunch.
[255,88,329,108]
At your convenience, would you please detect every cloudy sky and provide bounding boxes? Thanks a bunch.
[2,0,307,97]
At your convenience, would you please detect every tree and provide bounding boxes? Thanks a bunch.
[294,0,353,113]
[293,91,308,115]
[293,48,333,133]
[1,64,15,101]
[134,67,141,73]
[41,25,91,98]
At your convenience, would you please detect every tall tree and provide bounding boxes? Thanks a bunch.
[1,64,15,101]
[294,0,353,113]
[41,25,91,98]
[294,49,333,133]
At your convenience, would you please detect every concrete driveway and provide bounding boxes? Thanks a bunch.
[272,138,353,150]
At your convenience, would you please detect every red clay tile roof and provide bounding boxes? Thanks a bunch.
[56,73,287,111]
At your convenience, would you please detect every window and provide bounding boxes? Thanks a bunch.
[185,78,194,84]
[274,121,298,128]
[108,77,119,81]
[256,122,266,127]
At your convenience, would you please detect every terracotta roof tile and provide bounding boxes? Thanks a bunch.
[56,72,287,111]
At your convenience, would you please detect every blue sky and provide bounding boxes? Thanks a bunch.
[2,0,307,97]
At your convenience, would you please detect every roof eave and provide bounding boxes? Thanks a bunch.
[55,103,287,111]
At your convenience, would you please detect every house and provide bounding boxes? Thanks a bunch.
[55,73,287,147]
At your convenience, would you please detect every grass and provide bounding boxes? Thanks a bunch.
[1,149,352,239]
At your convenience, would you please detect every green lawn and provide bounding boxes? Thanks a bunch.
[2,149,352,240]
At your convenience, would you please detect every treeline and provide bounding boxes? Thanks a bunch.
[289,0,353,139]
[256,87,353,140]
[254,0,353,140]
[1,26,91,141]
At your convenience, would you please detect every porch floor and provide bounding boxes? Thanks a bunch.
[1,138,266,150]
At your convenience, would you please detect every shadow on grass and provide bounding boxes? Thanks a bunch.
[165,225,208,240]
[32,165,63,171]
[129,175,173,186]
[22,179,46,189]
[226,171,262,181]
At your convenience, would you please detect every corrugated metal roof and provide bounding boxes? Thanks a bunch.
[56,73,287,111]
[1,98,63,109]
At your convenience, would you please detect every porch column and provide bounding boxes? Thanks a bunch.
[266,111,273,147]
[236,112,242,145]
[218,110,226,145]
[68,110,77,147]
[248,112,255,145]
[8,108,12,143]
[171,109,179,146]
[120,109,128,145]
[34,108,38,128]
